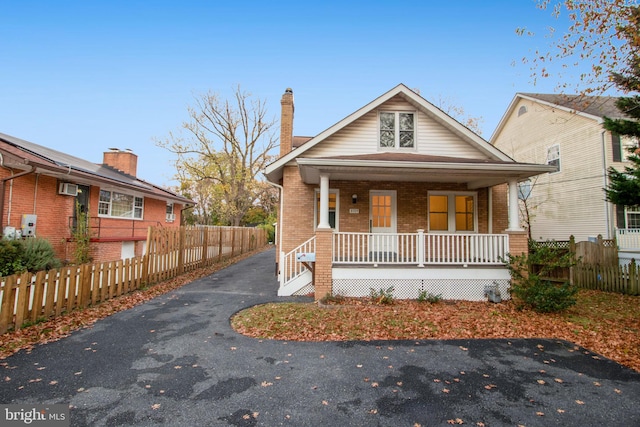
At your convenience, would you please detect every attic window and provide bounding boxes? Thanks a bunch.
[517,106,528,116]
[379,112,415,149]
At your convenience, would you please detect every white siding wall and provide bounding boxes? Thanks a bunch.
[306,97,489,159]
[493,98,614,242]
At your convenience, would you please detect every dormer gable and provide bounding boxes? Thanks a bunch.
[264,84,532,185]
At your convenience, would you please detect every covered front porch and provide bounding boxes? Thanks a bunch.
[278,229,522,301]
[274,158,540,301]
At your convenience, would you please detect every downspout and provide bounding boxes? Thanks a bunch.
[0,153,36,231]
[601,130,611,239]
[267,180,284,282]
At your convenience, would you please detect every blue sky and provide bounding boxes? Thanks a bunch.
[0,1,591,187]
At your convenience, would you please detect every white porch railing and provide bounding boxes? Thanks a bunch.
[333,231,509,266]
[616,228,640,251]
[279,236,316,288]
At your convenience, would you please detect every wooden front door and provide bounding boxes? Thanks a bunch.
[370,191,397,259]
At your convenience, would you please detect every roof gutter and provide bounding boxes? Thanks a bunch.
[296,158,558,174]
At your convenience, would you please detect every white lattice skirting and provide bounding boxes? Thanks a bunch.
[329,266,511,301]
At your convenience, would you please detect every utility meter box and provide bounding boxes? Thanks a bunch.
[21,214,37,237]
[296,253,316,262]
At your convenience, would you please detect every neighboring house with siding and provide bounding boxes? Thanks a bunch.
[490,93,632,243]
[265,85,554,301]
[0,132,193,263]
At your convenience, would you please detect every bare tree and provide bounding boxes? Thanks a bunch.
[431,94,485,135]
[517,177,550,241]
[158,86,278,226]
[517,0,638,95]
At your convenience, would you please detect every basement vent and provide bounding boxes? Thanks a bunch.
[58,182,78,196]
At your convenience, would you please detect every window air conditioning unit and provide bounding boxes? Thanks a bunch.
[58,182,78,196]
[166,213,176,222]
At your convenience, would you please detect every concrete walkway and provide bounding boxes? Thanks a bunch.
[1,248,639,426]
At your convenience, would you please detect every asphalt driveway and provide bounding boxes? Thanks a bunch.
[1,248,639,426]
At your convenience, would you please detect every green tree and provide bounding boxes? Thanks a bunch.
[158,86,278,226]
[518,0,638,95]
[604,5,640,206]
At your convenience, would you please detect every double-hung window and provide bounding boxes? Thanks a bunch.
[428,192,476,232]
[613,134,637,162]
[625,206,640,229]
[546,144,560,172]
[379,112,415,149]
[99,190,144,219]
[518,180,532,200]
[314,190,338,230]
[166,203,175,222]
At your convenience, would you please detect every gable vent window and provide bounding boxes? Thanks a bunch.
[379,112,415,149]
[517,105,528,116]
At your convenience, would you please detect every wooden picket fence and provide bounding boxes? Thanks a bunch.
[573,260,640,295]
[0,225,268,334]
[529,235,640,294]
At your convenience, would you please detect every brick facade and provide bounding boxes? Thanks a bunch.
[0,171,74,258]
[313,228,333,298]
[505,230,529,257]
[0,157,184,264]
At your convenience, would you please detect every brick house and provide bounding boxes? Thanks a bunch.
[264,85,555,301]
[0,132,193,263]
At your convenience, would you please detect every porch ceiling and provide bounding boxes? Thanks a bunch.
[296,156,556,189]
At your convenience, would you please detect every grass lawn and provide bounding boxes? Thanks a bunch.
[231,290,640,372]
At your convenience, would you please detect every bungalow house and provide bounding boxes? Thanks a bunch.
[490,94,634,245]
[0,132,193,263]
[265,85,555,301]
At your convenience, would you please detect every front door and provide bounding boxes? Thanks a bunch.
[73,185,90,230]
[370,191,397,260]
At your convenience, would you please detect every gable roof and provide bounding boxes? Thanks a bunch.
[490,93,626,142]
[277,84,513,166]
[265,84,555,187]
[0,132,193,206]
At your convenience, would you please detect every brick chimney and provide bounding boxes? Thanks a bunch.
[103,148,138,177]
[280,88,294,157]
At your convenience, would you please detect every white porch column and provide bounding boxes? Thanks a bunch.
[318,174,331,229]
[507,179,523,231]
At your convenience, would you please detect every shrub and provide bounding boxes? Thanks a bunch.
[417,291,442,303]
[21,237,61,272]
[370,286,395,304]
[0,239,26,276]
[505,245,577,313]
[319,293,345,305]
[511,277,577,313]
[258,222,275,244]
